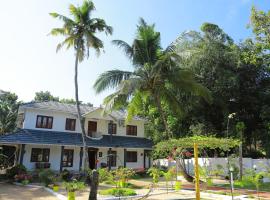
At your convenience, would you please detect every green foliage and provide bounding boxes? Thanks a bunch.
[34,91,59,102]
[111,167,135,188]
[97,168,113,183]
[94,18,211,139]
[147,167,162,184]
[38,169,55,186]
[63,180,85,192]
[6,164,27,179]
[99,188,136,197]
[153,136,239,159]
[212,164,224,177]
[0,90,20,134]
[60,169,71,182]
[50,0,113,62]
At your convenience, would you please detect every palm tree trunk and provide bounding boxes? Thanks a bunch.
[155,95,173,139]
[74,51,88,170]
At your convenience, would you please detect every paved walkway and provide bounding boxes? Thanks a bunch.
[0,182,58,200]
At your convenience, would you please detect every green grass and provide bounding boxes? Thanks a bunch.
[99,188,136,196]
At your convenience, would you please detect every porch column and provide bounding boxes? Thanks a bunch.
[19,144,25,165]
[60,146,64,172]
[124,149,127,168]
[143,149,146,169]
[108,148,112,171]
[79,147,83,171]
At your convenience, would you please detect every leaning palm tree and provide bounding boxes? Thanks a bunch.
[94,19,211,139]
[50,0,112,170]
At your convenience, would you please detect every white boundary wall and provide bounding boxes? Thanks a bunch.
[155,158,270,175]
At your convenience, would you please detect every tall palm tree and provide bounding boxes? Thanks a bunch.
[50,0,112,170]
[94,19,211,139]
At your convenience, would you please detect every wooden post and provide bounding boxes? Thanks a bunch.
[143,149,146,169]
[194,143,200,200]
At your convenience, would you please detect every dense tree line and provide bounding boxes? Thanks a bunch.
[137,8,270,158]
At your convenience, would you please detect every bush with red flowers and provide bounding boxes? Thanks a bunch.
[14,173,32,183]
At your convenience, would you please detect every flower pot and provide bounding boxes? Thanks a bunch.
[68,191,75,200]
[53,185,59,192]
[175,181,181,191]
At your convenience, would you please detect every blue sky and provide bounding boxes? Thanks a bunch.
[0,0,269,106]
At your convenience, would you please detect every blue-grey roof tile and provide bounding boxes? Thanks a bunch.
[0,129,153,149]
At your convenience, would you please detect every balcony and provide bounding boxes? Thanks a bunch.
[87,131,103,140]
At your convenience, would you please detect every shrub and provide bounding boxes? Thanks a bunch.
[6,164,27,179]
[14,173,32,183]
[60,169,72,181]
[98,168,112,183]
[21,179,30,185]
[147,167,162,185]
[38,169,55,186]
[111,167,135,188]
[100,188,136,196]
[63,180,85,192]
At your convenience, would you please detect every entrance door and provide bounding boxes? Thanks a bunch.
[88,148,98,169]
[88,121,97,137]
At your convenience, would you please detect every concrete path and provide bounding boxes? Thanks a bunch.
[0,182,58,200]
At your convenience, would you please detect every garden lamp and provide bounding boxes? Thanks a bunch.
[253,164,257,171]
[229,166,234,200]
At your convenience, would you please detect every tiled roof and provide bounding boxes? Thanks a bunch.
[0,129,153,149]
[20,101,96,115]
[20,101,143,121]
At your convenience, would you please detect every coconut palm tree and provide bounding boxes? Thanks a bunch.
[50,0,112,170]
[94,19,211,139]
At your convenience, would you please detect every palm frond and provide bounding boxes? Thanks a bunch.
[90,18,113,35]
[112,40,133,59]
[94,70,133,93]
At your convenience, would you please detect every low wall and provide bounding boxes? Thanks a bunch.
[155,158,270,175]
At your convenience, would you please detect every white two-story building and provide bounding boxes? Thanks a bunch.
[0,101,152,172]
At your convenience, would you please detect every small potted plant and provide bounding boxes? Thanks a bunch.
[52,176,60,192]
[63,180,85,200]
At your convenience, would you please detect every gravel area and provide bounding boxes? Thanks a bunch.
[0,182,58,200]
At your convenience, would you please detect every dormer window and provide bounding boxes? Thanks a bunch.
[126,125,137,136]
[108,123,117,135]
[36,115,53,129]
[65,118,76,131]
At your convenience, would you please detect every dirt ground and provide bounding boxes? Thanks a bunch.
[0,182,58,200]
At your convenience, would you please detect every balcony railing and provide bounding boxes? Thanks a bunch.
[87,131,103,140]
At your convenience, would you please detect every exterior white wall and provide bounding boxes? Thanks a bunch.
[23,109,81,133]
[96,148,145,169]
[23,144,81,171]
[156,158,270,175]
[23,108,145,138]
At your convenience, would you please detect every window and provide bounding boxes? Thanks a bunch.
[31,148,50,162]
[62,149,74,167]
[108,150,117,167]
[126,125,137,136]
[65,118,76,131]
[36,115,53,129]
[108,123,117,135]
[126,151,137,162]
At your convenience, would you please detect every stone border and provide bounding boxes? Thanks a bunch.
[12,183,258,200]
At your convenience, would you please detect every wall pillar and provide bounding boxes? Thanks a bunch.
[124,149,127,168]
[79,147,83,171]
[108,148,112,171]
[19,144,25,165]
[60,146,64,172]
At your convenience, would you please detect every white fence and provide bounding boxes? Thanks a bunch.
[155,158,270,175]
